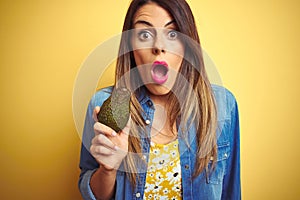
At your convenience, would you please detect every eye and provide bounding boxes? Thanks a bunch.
[138,30,153,41]
[167,30,178,40]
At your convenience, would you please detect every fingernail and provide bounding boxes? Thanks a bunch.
[114,146,119,151]
[112,131,117,136]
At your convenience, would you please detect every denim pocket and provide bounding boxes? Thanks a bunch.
[207,142,230,184]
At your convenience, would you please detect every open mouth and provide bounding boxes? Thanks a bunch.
[151,61,169,84]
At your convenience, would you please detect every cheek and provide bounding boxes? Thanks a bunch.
[171,42,185,58]
[170,44,184,70]
[132,52,151,82]
[175,56,183,68]
[133,49,149,66]
[169,54,184,71]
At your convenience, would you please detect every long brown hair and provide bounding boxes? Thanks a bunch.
[115,0,217,187]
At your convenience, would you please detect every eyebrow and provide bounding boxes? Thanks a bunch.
[134,20,176,28]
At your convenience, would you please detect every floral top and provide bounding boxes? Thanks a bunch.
[143,139,182,200]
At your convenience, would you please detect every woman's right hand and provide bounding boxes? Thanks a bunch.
[90,106,130,171]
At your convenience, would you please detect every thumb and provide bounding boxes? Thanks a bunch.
[93,106,101,122]
[120,115,131,137]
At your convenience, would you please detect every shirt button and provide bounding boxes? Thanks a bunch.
[184,165,189,170]
[145,119,151,125]
[224,153,228,158]
[147,100,153,107]
[142,155,147,160]
[136,192,141,198]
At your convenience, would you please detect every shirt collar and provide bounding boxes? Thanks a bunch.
[135,86,152,106]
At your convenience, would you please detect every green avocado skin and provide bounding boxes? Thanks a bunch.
[97,88,130,133]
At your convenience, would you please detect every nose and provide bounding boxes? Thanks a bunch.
[152,36,166,55]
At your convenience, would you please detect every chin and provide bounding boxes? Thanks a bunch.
[145,84,172,96]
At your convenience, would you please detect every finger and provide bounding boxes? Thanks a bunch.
[93,106,101,122]
[94,122,117,137]
[91,134,116,150]
[90,145,114,156]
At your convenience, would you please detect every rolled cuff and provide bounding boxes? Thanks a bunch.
[79,169,98,200]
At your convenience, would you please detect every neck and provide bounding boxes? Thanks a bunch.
[149,93,169,106]
[149,96,178,144]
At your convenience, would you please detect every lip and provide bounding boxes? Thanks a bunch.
[151,61,169,84]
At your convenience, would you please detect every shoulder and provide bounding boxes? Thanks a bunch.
[211,84,238,121]
[89,86,114,108]
[212,84,237,105]
[212,85,239,145]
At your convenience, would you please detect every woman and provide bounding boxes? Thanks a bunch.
[79,0,241,199]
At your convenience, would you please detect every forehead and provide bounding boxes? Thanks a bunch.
[133,2,174,27]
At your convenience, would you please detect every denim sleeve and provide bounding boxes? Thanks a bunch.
[221,98,241,200]
[79,168,97,200]
[78,96,99,200]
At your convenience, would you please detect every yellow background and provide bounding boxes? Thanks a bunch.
[0,0,299,199]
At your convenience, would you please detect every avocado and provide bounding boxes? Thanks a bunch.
[97,87,131,133]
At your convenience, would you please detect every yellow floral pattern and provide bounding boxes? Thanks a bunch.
[143,139,182,200]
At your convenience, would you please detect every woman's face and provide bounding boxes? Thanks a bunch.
[131,2,184,96]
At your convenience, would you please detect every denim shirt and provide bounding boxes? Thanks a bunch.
[79,85,241,200]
